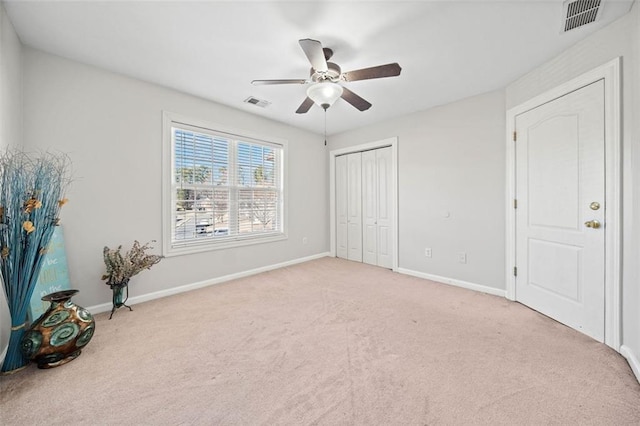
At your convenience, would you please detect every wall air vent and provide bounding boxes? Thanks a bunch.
[243,96,271,108]
[562,0,602,32]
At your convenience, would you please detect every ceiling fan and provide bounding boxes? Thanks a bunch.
[251,38,402,113]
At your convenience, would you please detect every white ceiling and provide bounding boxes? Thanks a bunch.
[3,0,635,135]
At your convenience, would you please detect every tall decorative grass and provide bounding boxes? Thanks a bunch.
[0,150,71,374]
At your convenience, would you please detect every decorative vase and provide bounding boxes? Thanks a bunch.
[20,289,95,369]
[109,280,132,319]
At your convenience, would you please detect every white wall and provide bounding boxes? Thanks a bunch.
[21,47,329,309]
[506,5,639,373]
[0,3,22,363]
[329,90,506,293]
[0,3,21,149]
[632,1,640,378]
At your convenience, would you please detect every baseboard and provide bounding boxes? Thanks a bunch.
[87,252,331,314]
[620,345,640,384]
[396,268,507,298]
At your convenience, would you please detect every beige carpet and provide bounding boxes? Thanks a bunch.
[1,257,639,425]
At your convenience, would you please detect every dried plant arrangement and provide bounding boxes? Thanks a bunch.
[102,240,162,288]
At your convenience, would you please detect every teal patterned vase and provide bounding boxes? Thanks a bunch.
[20,289,95,369]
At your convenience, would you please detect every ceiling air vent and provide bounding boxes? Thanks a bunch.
[243,96,271,108]
[562,0,602,32]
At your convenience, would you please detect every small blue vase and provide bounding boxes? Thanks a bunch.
[109,280,132,319]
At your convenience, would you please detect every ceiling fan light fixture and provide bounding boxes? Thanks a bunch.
[307,81,343,110]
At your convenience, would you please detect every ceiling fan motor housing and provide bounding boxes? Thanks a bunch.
[310,62,342,82]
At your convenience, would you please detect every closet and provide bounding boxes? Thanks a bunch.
[335,146,393,268]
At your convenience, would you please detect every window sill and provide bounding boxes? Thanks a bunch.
[163,232,287,257]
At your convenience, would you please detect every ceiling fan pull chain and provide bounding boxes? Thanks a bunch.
[324,109,327,146]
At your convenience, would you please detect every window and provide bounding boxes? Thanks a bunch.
[163,113,286,256]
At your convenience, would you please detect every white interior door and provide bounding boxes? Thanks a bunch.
[362,150,377,265]
[376,147,393,268]
[335,155,348,259]
[347,152,363,262]
[515,80,605,342]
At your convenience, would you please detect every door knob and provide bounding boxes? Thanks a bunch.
[584,220,601,229]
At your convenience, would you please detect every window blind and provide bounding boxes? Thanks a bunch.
[171,125,284,250]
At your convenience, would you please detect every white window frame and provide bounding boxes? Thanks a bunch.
[162,111,288,257]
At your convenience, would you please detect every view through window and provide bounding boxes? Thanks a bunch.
[170,122,284,252]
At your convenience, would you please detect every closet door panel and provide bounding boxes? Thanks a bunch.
[335,155,348,259]
[376,147,393,268]
[362,150,377,265]
[347,152,363,262]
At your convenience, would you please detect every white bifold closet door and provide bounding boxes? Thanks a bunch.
[336,147,392,268]
[362,147,392,268]
[347,152,363,262]
[335,154,349,259]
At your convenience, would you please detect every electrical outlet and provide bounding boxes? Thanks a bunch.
[458,252,467,264]
[424,248,432,258]
[302,237,308,245]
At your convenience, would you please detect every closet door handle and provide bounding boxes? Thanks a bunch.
[584,220,601,229]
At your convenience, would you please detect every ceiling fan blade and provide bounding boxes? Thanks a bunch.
[341,87,372,111]
[252,79,307,85]
[295,97,315,114]
[299,39,328,72]
[342,63,402,82]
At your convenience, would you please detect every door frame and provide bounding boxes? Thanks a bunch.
[329,137,399,271]
[505,58,621,350]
